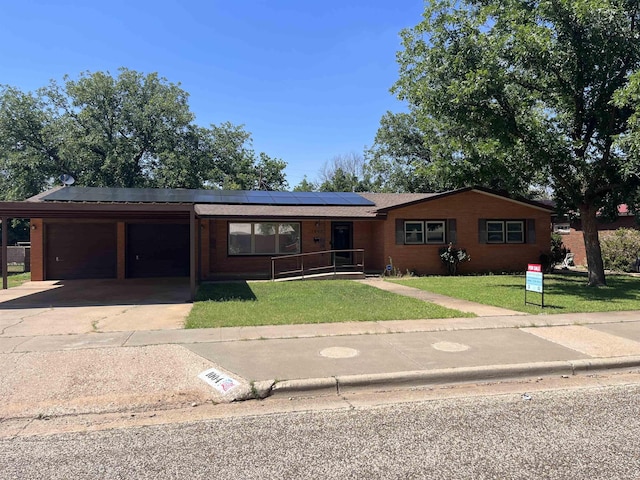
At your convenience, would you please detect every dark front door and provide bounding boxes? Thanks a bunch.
[127,223,190,278]
[331,222,353,266]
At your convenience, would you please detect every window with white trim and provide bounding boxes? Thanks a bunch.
[553,222,570,234]
[486,220,524,244]
[228,222,300,255]
[404,220,446,245]
[506,221,524,243]
[425,221,446,244]
[487,221,505,243]
[404,221,424,244]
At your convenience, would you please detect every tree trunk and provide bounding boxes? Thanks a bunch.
[579,203,607,286]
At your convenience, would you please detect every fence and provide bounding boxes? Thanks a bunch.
[0,245,31,272]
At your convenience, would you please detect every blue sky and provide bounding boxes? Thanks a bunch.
[1,0,424,188]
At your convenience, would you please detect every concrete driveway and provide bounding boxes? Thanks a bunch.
[0,278,193,336]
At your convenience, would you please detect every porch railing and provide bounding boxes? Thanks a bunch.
[271,249,365,281]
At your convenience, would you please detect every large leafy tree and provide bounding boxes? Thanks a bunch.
[0,68,287,201]
[204,122,287,191]
[393,0,640,286]
[366,111,451,192]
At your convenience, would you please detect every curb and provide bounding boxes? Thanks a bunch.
[268,356,640,398]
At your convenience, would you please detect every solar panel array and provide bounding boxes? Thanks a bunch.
[42,187,375,206]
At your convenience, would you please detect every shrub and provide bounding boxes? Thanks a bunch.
[540,233,569,272]
[550,233,568,265]
[600,228,640,272]
[439,244,471,276]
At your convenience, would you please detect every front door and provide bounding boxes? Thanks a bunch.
[331,222,353,266]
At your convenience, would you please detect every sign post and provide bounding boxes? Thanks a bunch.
[525,263,544,307]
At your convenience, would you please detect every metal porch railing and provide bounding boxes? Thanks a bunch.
[271,249,365,281]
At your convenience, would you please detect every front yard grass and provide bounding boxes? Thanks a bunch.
[390,274,640,314]
[7,272,30,289]
[186,280,473,329]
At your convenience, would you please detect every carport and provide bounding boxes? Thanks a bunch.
[0,201,198,301]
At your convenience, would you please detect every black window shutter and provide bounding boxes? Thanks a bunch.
[447,219,457,244]
[395,219,404,244]
[478,218,486,244]
[527,219,536,244]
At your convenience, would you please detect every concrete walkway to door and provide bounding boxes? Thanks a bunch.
[0,278,192,336]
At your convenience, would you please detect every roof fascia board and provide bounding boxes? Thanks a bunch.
[195,214,387,221]
[0,201,193,218]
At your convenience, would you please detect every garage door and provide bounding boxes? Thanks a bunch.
[127,223,190,278]
[46,223,117,279]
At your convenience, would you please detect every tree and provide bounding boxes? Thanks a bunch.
[203,122,287,191]
[0,68,288,200]
[316,152,373,192]
[392,0,640,286]
[366,112,451,193]
[293,176,317,192]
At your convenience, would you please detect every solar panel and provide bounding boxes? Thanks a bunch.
[40,187,375,206]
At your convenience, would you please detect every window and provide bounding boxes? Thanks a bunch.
[553,223,570,234]
[404,221,424,244]
[425,221,446,244]
[506,221,524,243]
[485,220,524,244]
[404,220,446,245]
[228,222,300,255]
[487,221,505,243]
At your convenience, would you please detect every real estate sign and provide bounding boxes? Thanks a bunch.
[525,263,544,307]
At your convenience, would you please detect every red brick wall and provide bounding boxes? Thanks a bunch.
[561,216,639,266]
[205,193,551,278]
[200,219,210,279]
[208,219,384,278]
[29,219,44,281]
[382,190,551,275]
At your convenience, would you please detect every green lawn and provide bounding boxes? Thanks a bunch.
[390,274,640,314]
[186,280,473,329]
[7,272,30,289]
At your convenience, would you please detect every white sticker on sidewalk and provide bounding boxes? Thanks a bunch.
[198,368,240,394]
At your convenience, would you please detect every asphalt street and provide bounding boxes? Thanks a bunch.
[2,382,640,479]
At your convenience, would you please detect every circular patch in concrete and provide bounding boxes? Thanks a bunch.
[319,347,360,359]
[431,341,470,352]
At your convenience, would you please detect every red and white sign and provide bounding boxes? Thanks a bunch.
[527,264,542,273]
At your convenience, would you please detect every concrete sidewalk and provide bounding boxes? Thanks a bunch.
[2,310,640,416]
[2,277,640,422]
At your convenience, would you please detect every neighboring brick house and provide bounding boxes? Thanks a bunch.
[552,205,639,266]
[0,186,552,293]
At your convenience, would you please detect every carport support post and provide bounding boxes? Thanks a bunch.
[1,217,7,290]
[190,207,196,302]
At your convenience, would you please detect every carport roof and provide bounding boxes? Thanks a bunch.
[0,201,194,219]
